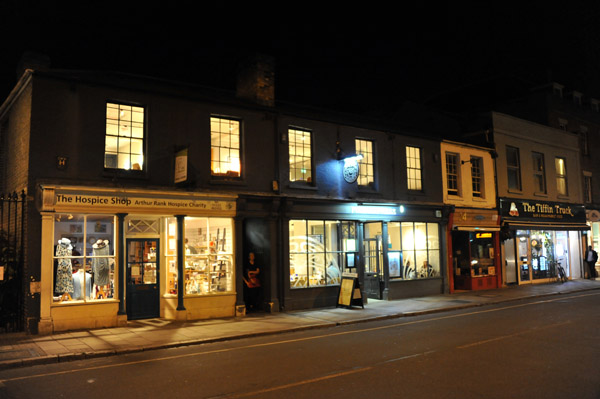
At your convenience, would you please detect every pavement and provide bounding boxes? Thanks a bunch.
[1,278,599,370]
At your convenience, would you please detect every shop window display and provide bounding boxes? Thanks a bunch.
[53,214,115,302]
[388,222,440,279]
[183,217,233,295]
[289,220,356,288]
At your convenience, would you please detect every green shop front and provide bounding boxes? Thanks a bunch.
[283,198,449,311]
[500,198,588,285]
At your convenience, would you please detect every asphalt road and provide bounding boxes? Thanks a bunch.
[1,291,599,399]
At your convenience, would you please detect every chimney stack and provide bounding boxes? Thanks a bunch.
[236,54,275,107]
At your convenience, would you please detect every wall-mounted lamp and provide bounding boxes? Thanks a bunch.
[343,154,364,165]
[461,159,473,165]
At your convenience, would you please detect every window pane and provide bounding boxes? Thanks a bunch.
[184,217,233,295]
[356,139,374,186]
[105,103,144,170]
[53,214,115,303]
[406,146,422,190]
[211,117,241,177]
[427,223,439,249]
[289,128,312,183]
[388,222,401,251]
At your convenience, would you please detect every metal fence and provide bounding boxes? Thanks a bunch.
[0,190,25,332]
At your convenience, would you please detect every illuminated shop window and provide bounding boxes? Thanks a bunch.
[388,222,440,279]
[211,117,241,177]
[555,157,568,196]
[105,103,144,170]
[506,145,522,191]
[532,152,546,194]
[406,146,422,190]
[446,152,459,195]
[289,220,357,288]
[53,214,116,303]
[355,139,374,186]
[470,156,483,198]
[165,218,178,295]
[289,128,312,183]
[184,217,233,295]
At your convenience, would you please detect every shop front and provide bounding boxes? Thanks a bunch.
[447,209,501,292]
[586,209,600,277]
[500,198,588,285]
[284,199,448,310]
[37,185,238,334]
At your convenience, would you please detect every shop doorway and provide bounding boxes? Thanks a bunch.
[363,222,384,299]
[126,239,160,319]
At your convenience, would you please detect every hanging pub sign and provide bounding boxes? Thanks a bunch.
[499,198,587,223]
[337,272,364,309]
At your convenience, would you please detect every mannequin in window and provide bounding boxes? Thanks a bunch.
[72,267,92,300]
[92,239,110,299]
[55,238,74,301]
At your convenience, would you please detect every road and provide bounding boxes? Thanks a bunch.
[1,291,599,399]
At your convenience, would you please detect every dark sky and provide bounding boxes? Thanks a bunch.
[1,2,600,115]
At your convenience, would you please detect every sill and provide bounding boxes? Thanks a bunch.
[209,178,246,186]
[557,195,570,200]
[183,292,235,297]
[533,192,548,198]
[51,298,118,306]
[288,182,318,190]
[102,169,147,180]
[357,184,379,194]
[507,189,523,195]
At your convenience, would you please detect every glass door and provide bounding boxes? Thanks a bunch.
[516,233,531,284]
[126,239,160,319]
[363,222,383,299]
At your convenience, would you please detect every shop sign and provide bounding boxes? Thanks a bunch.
[587,209,600,222]
[54,193,236,212]
[349,204,405,216]
[174,148,188,184]
[500,198,586,222]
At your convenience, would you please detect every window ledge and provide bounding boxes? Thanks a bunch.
[507,189,523,195]
[102,169,147,180]
[209,178,247,186]
[533,192,548,198]
[357,185,379,194]
[288,182,318,190]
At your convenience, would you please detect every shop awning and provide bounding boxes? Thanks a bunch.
[453,226,500,231]
[503,221,590,231]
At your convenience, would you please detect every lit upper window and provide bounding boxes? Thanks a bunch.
[445,152,459,196]
[406,146,422,190]
[470,156,483,198]
[289,128,312,183]
[555,157,568,196]
[211,117,241,177]
[105,103,144,170]
[506,145,522,191]
[355,139,374,186]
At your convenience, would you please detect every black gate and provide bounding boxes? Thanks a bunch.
[0,191,25,332]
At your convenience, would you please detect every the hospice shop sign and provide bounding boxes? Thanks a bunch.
[54,193,235,213]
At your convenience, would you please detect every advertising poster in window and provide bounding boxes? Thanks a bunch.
[388,252,401,277]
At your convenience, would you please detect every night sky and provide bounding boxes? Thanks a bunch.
[1,2,600,117]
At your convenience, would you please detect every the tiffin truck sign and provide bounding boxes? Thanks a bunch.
[499,198,586,222]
